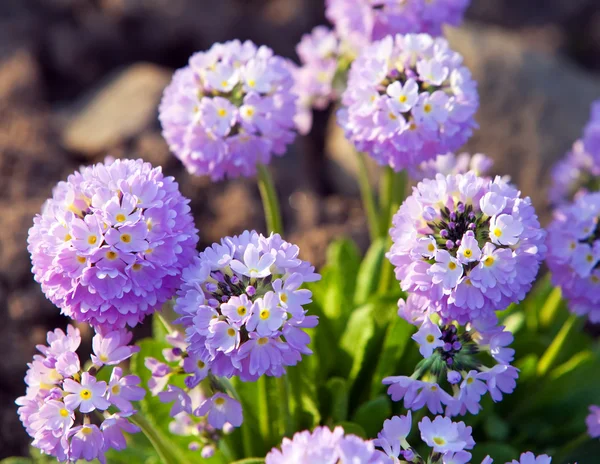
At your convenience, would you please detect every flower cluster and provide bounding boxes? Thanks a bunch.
[338,34,478,172]
[326,0,470,53]
[16,326,144,463]
[174,230,320,381]
[411,152,494,182]
[583,99,600,164]
[144,330,243,434]
[266,425,388,463]
[388,172,546,327]
[384,314,518,416]
[27,158,198,330]
[159,40,298,180]
[546,191,600,322]
[587,405,600,439]
[376,413,474,463]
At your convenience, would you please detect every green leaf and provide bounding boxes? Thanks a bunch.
[326,377,349,423]
[354,238,386,306]
[0,459,33,464]
[351,396,391,438]
[230,459,265,464]
[339,304,376,383]
[337,421,367,439]
[370,316,414,398]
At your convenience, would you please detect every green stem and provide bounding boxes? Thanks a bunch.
[554,432,589,463]
[130,412,183,464]
[276,375,293,437]
[356,152,380,242]
[156,312,174,334]
[378,168,395,237]
[537,313,581,377]
[258,376,271,445]
[539,286,563,328]
[257,164,283,235]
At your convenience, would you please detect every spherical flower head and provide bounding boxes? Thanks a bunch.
[338,34,478,172]
[411,152,494,182]
[587,405,600,439]
[174,231,320,381]
[546,192,600,323]
[418,416,473,454]
[159,40,298,180]
[510,452,552,464]
[27,158,199,330]
[388,172,546,326]
[266,426,387,463]
[326,0,470,53]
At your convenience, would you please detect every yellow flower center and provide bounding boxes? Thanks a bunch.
[87,235,98,245]
[464,249,472,257]
[197,360,205,369]
[99,354,109,362]
[106,251,118,260]
[248,79,256,88]
[146,219,153,231]
[227,328,236,337]
[237,306,247,316]
[245,107,255,117]
[592,275,600,284]
[257,337,269,345]
[570,241,576,250]
[64,233,72,241]
[49,369,63,382]
[112,385,121,394]
[59,408,70,418]
[132,263,142,271]
[467,377,474,384]
[215,397,226,406]
[423,103,432,113]
[81,426,93,436]
[586,254,595,263]
[217,108,227,117]
[146,248,153,254]
[448,262,457,270]
[427,243,435,252]
[426,334,435,343]
[260,309,270,320]
[430,385,438,391]
[433,437,446,445]
[409,122,417,131]
[388,112,397,120]
[399,95,407,103]
[77,256,86,264]
[79,389,92,400]
[115,214,126,222]
[493,227,502,237]
[221,80,229,88]
[280,293,288,304]
[484,256,495,267]
[121,234,131,243]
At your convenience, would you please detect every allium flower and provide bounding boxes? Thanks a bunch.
[27,158,198,330]
[587,405,600,438]
[16,325,143,463]
[338,34,478,171]
[384,319,518,416]
[411,152,494,182]
[159,40,298,180]
[266,426,388,463]
[388,172,546,327]
[174,231,320,382]
[546,192,600,322]
[326,0,470,53]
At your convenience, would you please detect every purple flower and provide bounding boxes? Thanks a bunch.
[412,320,444,358]
[195,393,243,429]
[587,405,600,438]
[477,364,519,402]
[510,452,552,464]
[411,152,493,184]
[266,425,387,463]
[107,367,145,412]
[159,385,193,417]
[373,412,412,459]
[388,172,546,327]
[159,40,298,180]
[338,34,478,172]
[174,231,319,382]
[583,99,600,163]
[91,329,139,366]
[101,413,141,451]
[28,158,199,330]
[326,0,470,53]
[547,192,600,322]
[68,424,106,464]
[418,416,473,453]
[63,372,111,414]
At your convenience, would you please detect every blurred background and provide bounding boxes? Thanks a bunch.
[1,0,600,457]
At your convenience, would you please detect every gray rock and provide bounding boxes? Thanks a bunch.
[61,63,171,156]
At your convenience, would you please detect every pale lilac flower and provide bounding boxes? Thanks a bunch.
[159,385,193,417]
[195,393,243,429]
[419,416,473,453]
[388,172,546,327]
[106,367,145,412]
[373,412,412,459]
[587,405,600,438]
[412,321,444,358]
[510,452,552,464]
[160,40,298,180]
[27,158,199,330]
[91,330,139,366]
[583,99,600,164]
[101,413,141,451]
[411,152,494,181]
[339,34,478,171]
[68,425,106,464]
[63,372,110,414]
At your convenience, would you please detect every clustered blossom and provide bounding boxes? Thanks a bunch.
[144,330,243,435]
[338,34,478,171]
[174,230,320,382]
[294,26,342,133]
[411,152,494,182]
[27,158,198,329]
[586,405,600,439]
[384,315,518,416]
[326,0,470,53]
[266,426,388,463]
[388,172,546,327]
[583,99,600,164]
[16,326,144,463]
[547,192,600,322]
[159,40,298,180]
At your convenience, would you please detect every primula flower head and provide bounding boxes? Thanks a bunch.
[15,325,143,463]
[174,230,320,382]
[338,34,478,172]
[266,425,388,463]
[411,152,494,182]
[587,405,600,439]
[27,158,198,330]
[159,40,298,180]
[388,172,546,327]
[326,0,470,53]
[547,191,600,322]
